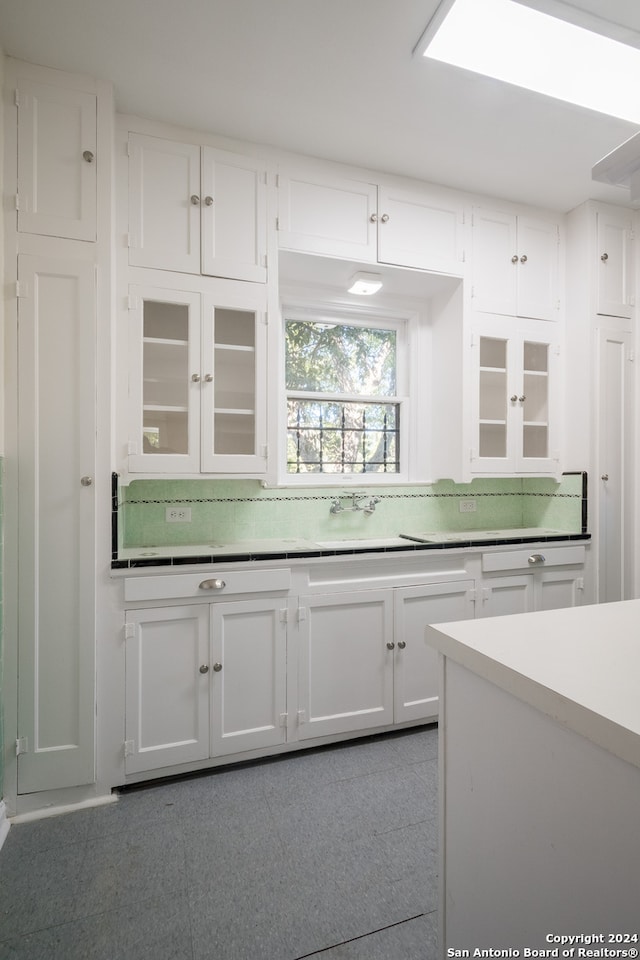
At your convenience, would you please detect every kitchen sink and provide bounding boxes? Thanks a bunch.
[314,537,408,549]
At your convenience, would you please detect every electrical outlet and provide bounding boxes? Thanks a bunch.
[459,499,476,514]
[166,506,192,522]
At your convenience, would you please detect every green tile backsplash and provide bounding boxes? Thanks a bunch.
[119,474,586,549]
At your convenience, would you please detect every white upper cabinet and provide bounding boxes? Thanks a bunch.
[17,79,97,241]
[596,207,634,318]
[278,169,464,275]
[128,133,267,282]
[471,208,560,321]
[127,278,267,475]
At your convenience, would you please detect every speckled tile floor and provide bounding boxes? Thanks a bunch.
[0,726,439,960]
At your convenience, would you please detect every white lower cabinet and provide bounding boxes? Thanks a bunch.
[296,579,475,741]
[124,597,287,775]
[479,546,585,618]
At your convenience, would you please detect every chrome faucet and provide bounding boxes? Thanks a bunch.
[329,493,381,514]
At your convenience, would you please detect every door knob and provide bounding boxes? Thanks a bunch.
[213,662,223,672]
[386,641,395,650]
[519,254,528,263]
[190,194,200,205]
[601,252,609,262]
[80,476,93,486]
[397,640,406,649]
[199,664,209,674]
[82,150,94,163]
[204,196,214,206]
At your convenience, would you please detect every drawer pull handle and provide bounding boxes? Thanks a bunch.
[199,578,226,590]
[528,554,546,565]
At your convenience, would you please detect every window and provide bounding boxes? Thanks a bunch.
[284,313,405,476]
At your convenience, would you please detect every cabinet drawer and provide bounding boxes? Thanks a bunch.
[124,568,291,602]
[482,545,585,573]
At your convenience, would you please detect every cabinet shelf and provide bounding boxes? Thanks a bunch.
[215,343,255,353]
[479,366,507,374]
[214,407,254,416]
[143,403,189,413]
[143,337,188,348]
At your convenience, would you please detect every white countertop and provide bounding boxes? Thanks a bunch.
[427,599,640,770]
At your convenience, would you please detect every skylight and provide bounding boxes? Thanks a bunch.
[418,0,640,123]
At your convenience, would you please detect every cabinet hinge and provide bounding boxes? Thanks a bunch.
[262,254,268,268]
[124,622,136,640]
[279,608,288,623]
[126,233,132,249]
[629,295,636,307]
[279,712,288,728]
[627,349,635,362]
[127,294,138,310]
[16,736,28,756]
[470,285,475,298]
[127,441,138,456]
[261,444,269,459]
[16,281,24,299]
[14,88,20,107]
[124,739,135,758]
[481,587,490,602]
[15,193,20,211]
[297,606,307,622]
[629,228,635,241]
[276,216,280,231]
[469,588,477,603]
[576,578,584,591]
[297,709,306,725]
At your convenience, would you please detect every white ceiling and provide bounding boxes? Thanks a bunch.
[1,0,639,212]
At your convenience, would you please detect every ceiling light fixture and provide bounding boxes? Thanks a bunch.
[415,0,640,123]
[347,272,383,296]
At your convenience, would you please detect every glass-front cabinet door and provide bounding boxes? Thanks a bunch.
[127,280,267,475]
[472,321,558,476]
[128,285,201,473]
[201,283,267,473]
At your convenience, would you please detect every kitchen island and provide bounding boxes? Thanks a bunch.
[426,600,640,954]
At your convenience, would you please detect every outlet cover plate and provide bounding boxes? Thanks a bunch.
[166,506,192,522]
[459,499,477,514]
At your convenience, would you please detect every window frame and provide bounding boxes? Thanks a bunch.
[278,298,417,486]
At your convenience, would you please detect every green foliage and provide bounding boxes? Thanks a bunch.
[285,320,396,396]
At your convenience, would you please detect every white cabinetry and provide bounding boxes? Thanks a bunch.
[16,78,97,241]
[278,169,464,274]
[471,320,560,475]
[124,595,287,775]
[297,590,395,739]
[471,208,559,321]
[479,545,585,618]
[16,254,97,794]
[128,133,267,282]
[595,206,634,318]
[127,278,267,474]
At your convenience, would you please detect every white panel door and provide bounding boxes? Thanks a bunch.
[596,210,633,318]
[478,576,534,618]
[17,79,97,241]
[394,581,475,724]
[516,217,559,322]
[471,208,518,316]
[128,133,201,273]
[125,605,210,774]
[201,148,267,283]
[297,591,394,740]
[277,171,377,260]
[377,185,464,275]
[17,255,96,793]
[210,599,287,756]
[597,329,632,602]
[536,570,583,611]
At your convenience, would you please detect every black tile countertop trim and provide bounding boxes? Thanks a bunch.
[111,532,591,570]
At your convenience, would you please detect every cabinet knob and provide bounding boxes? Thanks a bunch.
[204,373,213,382]
[528,553,546,565]
[370,213,378,223]
[213,662,223,672]
[199,578,226,590]
[510,394,518,402]
[386,641,395,650]
[190,194,200,205]
[511,255,519,263]
[397,640,406,650]
[204,196,214,206]
[191,373,201,382]
[199,664,209,674]
[518,395,526,402]
[80,475,93,486]
[82,150,94,163]
[601,252,609,262]
[520,254,528,263]
[601,474,609,481]
[380,213,389,223]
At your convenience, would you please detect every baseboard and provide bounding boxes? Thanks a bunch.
[0,801,10,854]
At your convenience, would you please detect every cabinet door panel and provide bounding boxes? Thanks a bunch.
[472,209,518,316]
[125,606,210,774]
[479,576,534,618]
[128,134,201,273]
[211,599,287,756]
[17,255,96,794]
[536,571,583,611]
[516,217,559,321]
[596,211,633,318]
[17,79,96,240]
[378,186,463,274]
[201,148,267,282]
[394,581,475,724]
[278,172,377,260]
[298,591,394,739]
